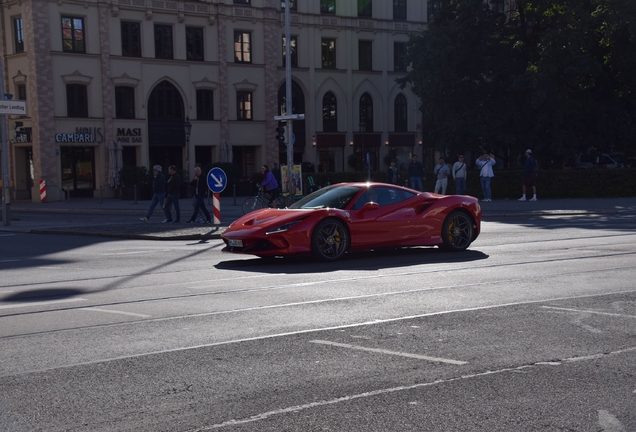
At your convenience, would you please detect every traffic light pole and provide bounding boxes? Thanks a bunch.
[284,0,294,196]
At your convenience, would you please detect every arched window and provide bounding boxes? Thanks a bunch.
[359,93,373,132]
[322,92,337,132]
[394,94,408,132]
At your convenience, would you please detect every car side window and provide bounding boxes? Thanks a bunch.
[351,187,415,209]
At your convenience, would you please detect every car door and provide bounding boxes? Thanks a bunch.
[348,186,418,249]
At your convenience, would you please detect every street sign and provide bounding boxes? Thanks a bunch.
[291,133,296,145]
[274,114,305,121]
[207,167,227,193]
[0,100,26,116]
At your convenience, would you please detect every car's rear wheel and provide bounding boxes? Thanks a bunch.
[311,219,349,261]
[440,210,474,251]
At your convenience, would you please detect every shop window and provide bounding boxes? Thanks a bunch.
[115,86,135,119]
[236,91,252,121]
[154,24,173,59]
[66,84,88,118]
[62,16,85,53]
[121,21,141,57]
[234,31,252,63]
[197,89,214,120]
[186,27,204,61]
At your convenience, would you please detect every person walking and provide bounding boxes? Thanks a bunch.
[433,157,451,195]
[187,164,212,224]
[519,149,538,201]
[139,165,166,223]
[387,160,399,185]
[163,165,181,223]
[475,152,496,201]
[407,155,425,191]
[452,154,467,195]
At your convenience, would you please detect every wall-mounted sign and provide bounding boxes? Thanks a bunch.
[55,127,104,143]
[0,100,27,115]
[116,128,142,143]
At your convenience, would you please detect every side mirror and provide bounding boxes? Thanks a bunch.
[358,201,379,215]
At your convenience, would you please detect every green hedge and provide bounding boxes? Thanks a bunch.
[301,168,636,199]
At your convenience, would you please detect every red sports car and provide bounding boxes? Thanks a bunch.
[221,182,481,261]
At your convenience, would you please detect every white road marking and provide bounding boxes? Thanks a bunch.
[80,308,151,318]
[598,410,627,432]
[37,266,62,269]
[541,306,636,319]
[310,340,468,365]
[0,259,20,263]
[0,298,86,309]
[187,349,635,431]
[102,251,152,256]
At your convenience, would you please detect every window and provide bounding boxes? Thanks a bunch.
[394,94,408,132]
[234,0,251,4]
[358,0,372,17]
[394,42,407,72]
[359,93,373,132]
[490,0,505,14]
[115,87,135,119]
[236,91,252,120]
[154,24,173,59]
[282,36,298,67]
[321,38,336,69]
[281,0,297,11]
[17,84,26,101]
[234,31,252,63]
[66,84,88,118]
[121,21,141,57]
[427,1,441,20]
[393,0,407,20]
[320,0,335,14]
[186,27,204,61]
[322,92,337,132]
[358,40,372,71]
[61,16,85,53]
[196,89,214,120]
[13,17,24,53]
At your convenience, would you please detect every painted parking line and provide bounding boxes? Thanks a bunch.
[80,308,151,319]
[310,340,468,365]
[541,306,636,319]
[0,298,86,310]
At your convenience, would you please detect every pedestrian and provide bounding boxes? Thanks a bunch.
[433,157,451,195]
[475,152,496,201]
[407,154,425,191]
[452,154,467,195]
[387,160,399,185]
[163,165,181,223]
[187,164,212,224]
[261,164,280,206]
[139,165,166,222]
[519,149,538,201]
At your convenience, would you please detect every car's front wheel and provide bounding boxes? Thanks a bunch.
[311,219,349,261]
[440,210,474,251]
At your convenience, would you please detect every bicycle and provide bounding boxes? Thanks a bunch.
[242,184,294,214]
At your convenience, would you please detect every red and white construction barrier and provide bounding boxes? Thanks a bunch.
[39,179,47,202]
[212,193,221,224]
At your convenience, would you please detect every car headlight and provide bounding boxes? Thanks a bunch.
[266,219,304,234]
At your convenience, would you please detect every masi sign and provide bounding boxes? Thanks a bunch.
[116,128,142,143]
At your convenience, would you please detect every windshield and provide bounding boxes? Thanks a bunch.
[290,185,362,210]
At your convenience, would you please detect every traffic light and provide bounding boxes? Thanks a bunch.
[275,124,286,144]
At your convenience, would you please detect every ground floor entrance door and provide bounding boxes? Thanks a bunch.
[61,146,95,197]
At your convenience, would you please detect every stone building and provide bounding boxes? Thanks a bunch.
[1,0,426,201]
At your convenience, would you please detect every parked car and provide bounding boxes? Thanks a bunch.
[575,153,623,169]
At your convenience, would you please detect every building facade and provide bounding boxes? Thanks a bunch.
[1,0,426,201]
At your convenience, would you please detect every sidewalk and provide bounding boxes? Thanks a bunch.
[2,195,636,241]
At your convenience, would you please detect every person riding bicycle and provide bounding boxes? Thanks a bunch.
[261,164,280,207]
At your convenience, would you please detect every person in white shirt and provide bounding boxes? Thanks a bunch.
[475,152,496,201]
[433,157,451,195]
[452,154,467,195]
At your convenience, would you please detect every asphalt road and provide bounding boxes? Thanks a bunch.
[1,212,635,431]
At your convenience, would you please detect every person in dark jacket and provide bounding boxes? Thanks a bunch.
[187,164,212,223]
[519,149,538,201]
[163,165,181,223]
[387,160,399,185]
[407,155,425,191]
[140,165,166,223]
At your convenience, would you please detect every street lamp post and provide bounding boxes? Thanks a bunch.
[184,116,192,184]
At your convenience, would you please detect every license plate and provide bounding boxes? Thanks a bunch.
[228,239,243,247]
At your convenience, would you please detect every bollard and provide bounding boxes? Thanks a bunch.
[134,185,138,204]
[39,179,47,202]
[233,184,236,206]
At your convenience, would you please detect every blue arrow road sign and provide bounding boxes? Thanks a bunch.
[207,167,227,193]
